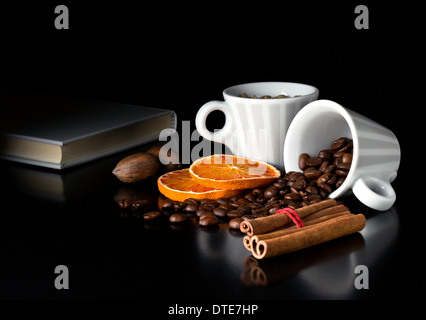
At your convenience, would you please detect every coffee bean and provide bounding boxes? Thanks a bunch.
[305,157,323,167]
[293,178,307,191]
[317,173,331,185]
[227,210,243,219]
[248,202,262,208]
[277,177,286,184]
[310,198,323,204]
[337,162,351,171]
[160,198,175,211]
[118,199,132,209]
[252,207,268,217]
[264,187,278,199]
[256,196,267,204]
[288,202,300,210]
[169,213,188,223]
[143,211,161,221]
[318,150,332,160]
[336,177,346,188]
[336,141,352,153]
[198,204,214,211]
[236,198,250,205]
[342,153,353,163]
[273,182,285,190]
[240,205,253,214]
[295,175,307,184]
[269,207,279,215]
[267,196,279,203]
[299,153,310,170]
[131,199,149,210]
[284,193,301,201]
[199,211,216,220]
[213,207,228,218]
[174,202,186,212]
[229,195,240,202]
[305,186,319,195]
[201,199,218,208]
[252,188,264,196]
[230,202,240,209]
[279,189,287,197]
[196,208,213,217]
[184,203,199,213]
[290,186,299,194]
[305,194,321,202]
[335,169,349,177]
[319,160,329,173]
[244,193,256,202]
[324,164,335,174]
[229,218,243,229]
[334,157,342,166]
[289,171,303,181]
[318,183,332,193]
[330,137,347,150]
[199,215,219,227]
[219,203,233,211]
[304,167,322,179]
[327,174,337,185]
[300,200,310,207]
[216,198,229,205]
[333,150,346,158]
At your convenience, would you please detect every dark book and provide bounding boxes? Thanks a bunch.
[0,91,176,169]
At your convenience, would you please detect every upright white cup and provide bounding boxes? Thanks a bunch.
[283,100,400,211]
[196,82,319,169]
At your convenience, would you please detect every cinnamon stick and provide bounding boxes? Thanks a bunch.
[240,199,338,236]
[243,235,252,251]
[301,204,347,223]
[243,206,349,252]
[249,210,351,252]
[259,204,348,236]
[252,213,366,259]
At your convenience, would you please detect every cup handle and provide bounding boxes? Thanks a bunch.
[195,101,233,144]
[352,175,397,211]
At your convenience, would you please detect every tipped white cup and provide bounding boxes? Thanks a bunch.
[283,99,400,211]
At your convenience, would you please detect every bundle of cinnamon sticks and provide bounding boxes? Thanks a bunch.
[240,199,366,259]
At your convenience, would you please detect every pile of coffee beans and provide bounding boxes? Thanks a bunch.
[240,93,302,99]
[298,137,353,194]
[118,137,353,231]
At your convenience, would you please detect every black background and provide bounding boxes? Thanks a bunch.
[0,0,424,310]
[0,1,420,168]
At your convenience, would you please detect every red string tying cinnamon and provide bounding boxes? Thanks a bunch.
[276,208,305,228]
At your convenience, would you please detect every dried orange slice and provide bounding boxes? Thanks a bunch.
[189,154,281,190]
[157,169,242,202]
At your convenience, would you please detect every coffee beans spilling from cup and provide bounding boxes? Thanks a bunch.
[297,137,353,196]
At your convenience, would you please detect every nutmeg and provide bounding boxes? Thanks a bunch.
[112,152,161,183]
[146,145,181,171]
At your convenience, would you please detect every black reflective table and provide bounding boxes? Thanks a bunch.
[0,143,421,301]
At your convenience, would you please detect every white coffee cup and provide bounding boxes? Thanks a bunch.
[195,82,319,169]
[283,99,400,211]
